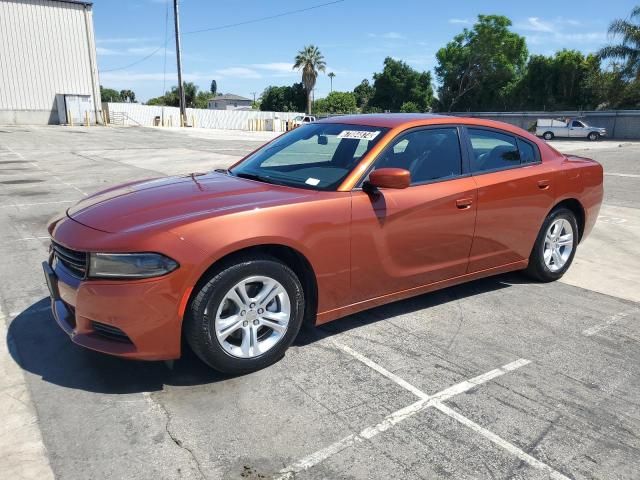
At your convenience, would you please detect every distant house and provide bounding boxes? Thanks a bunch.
[208,94,252,110]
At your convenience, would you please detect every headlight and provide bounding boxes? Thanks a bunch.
[88,253,178,279]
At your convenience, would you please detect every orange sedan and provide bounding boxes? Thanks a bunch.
[44,114,603,373]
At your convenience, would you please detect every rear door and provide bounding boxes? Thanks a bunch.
[464,127,556,272]
[350,126,477,301]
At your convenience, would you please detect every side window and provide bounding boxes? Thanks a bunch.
[468,128,520,173]
[517,138,539,164]
[374,128,462,184]
[571,120,583,127]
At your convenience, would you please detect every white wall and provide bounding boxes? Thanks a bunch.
[0,0,100,124]
[106,103,304,131]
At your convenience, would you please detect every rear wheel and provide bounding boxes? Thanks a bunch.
[543,131,554,140]
[588,131,599,141]
[184,257,304,374]
[525,208,578,282]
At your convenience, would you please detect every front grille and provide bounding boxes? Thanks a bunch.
[91,321,132,344]
[52,241,87,278]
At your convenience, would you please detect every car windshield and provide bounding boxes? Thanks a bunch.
[230,123,389,190]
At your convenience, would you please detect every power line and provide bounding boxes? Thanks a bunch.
[100,46,164,72]
[98,0,345,73]
[183,0,344,35]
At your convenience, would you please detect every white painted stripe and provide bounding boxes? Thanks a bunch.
[604,172,640,178]
[433,402,571,480]
[0,200,75,208]
[333,342,428,399]
[0,310,55,480]
[274,355,530,479]
[582,309,637,336]
[5,146,88,196]
[431,358,531,402]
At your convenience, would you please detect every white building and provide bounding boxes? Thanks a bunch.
[208,94,253,111]
[0,0,101,125]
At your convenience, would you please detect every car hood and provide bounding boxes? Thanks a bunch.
[67,172,314,233]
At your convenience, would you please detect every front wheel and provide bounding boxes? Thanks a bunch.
[588,132,599,141]
[525,208,578,282]
[184,257,304,374]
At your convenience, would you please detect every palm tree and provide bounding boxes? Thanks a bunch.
[293,45,326,114]
[328,72,336,93]
[598,6,640,79]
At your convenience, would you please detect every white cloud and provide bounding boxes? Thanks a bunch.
[368,32,406,40]
[97,37,159,44]
[516,17,555,33]
[214,67,262,79]
[448,18,471,25]
[251,62,294,73]
[514,16,606,48]
[96,47,122,56]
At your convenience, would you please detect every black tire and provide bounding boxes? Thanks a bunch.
[525,207,579,282]
[588,132,599,141]
[543,131,554,140]
[184,256,304,374]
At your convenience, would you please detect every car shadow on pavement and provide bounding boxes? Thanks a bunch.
[7,298,226,394]
[294,273,519,346]
[8,273,524,394]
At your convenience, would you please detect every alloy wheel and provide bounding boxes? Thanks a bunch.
[211,276,291,358]
[543,218,574,272]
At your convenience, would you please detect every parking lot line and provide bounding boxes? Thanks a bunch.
[275,344,534,480]
[582,309,638,336]
[0,200,76,209]
[4,146,88,197]
[604,172,640,178]
[432,402,570,480]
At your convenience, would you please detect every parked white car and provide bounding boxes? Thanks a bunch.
[536,118,606,141]
[293,115,316,126]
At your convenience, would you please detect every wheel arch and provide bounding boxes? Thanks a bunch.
[184,243,319,328]
[551,198,586,242]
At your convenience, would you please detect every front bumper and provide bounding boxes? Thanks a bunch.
[43,256,185,361]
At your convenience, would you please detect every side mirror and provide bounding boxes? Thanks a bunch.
[365,168,411,191]
[317,135,328,145]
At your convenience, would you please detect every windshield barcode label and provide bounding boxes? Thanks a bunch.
[337,130,380,140]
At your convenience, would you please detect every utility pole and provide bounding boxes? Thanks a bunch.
[251,92,257,103]
[173,0,186,126]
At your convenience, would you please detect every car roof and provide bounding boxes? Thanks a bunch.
[316,113,453,128]
[315,113,549,150]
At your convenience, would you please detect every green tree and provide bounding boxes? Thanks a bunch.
[369,57,434,112]
[119,89,136,103]
[400,101,420,113]
[328,72,336,93]
[313,97,329,114]
[322,91,357,113]
[210,79,218,96]
[293,45,326,114]
[515,50,597,110]
[435,15,528,111]
[259,83,306,112]
[100,86,122,102]
[145,82,212,108]
[353,79,375,109]
[598,6,640,80]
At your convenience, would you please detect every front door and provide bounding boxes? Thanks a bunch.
[350,126,477,302]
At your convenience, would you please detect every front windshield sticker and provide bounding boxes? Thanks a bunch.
[305,177,320,186]
[337,130,381,140]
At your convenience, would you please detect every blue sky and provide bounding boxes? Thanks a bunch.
[95,0,639,102]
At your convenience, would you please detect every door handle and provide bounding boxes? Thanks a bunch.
[456,198,473,209]
[537,179,550,190]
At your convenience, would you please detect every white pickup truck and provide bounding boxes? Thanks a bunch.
[292,115,316,126]
[536,118,607,141]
